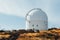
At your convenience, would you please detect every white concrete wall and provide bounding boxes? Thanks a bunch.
[26,20,48,30]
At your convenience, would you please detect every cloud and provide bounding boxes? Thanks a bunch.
[0,0,25,17]
[0,0,50,17]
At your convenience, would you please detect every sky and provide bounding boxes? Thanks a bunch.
[0,0,60,30]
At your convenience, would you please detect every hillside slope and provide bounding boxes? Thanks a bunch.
[0,28,60,40]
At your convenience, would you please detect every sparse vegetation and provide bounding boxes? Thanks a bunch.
[0,28,60,40]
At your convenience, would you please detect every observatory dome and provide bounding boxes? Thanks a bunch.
[26,8,48,30]
[26,8,47,21]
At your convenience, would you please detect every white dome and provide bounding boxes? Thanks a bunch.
[26,8,48,30]
[26,8,47,21]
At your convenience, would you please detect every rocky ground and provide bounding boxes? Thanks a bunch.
[0,28,60,40]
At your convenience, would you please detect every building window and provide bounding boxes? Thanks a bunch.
[32,24,34,27]
[36,24,38,27]
[29,21,31,23]
[32,24,34,30]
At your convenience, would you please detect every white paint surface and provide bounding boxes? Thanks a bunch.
[26,8,48,30]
